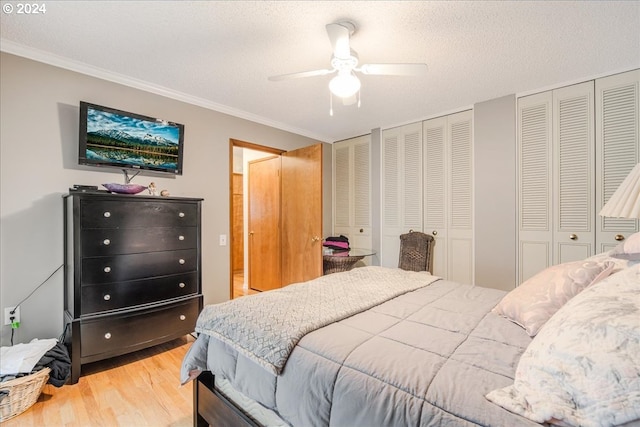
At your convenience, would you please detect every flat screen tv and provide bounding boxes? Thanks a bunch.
[78,101,184,176]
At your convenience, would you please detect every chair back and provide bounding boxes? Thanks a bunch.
[398,231,435,273]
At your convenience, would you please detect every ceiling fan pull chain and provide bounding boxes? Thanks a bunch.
[329,92,334,116]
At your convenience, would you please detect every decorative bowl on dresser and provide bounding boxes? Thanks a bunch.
[63,190,203,384]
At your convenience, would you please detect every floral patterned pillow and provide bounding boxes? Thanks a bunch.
[492,260,614,336]
[486,265,640,427]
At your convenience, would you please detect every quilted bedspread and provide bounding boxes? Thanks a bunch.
[194,266,439,374]
[183,267,539,426]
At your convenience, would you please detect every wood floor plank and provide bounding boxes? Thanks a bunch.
[2,335,195,427]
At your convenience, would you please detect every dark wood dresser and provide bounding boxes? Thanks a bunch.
[63,191,203,384]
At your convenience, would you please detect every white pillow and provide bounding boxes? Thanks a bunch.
[486,265,640,427]
[492,260,614,336]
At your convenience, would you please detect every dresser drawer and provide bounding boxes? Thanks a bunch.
[81,227,198,256]
[80,297,201,358]
[82,249,197,284]
[81,200,199,228]
[81,272,199,315]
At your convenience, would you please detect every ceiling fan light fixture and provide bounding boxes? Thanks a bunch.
[329,71,361,98]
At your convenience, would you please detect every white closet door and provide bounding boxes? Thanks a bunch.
[553,81,595,264]
[423,116,448,277]
[381,122,423,267]
[596,69,640,252]
[333,143,351,229]
[448,110,474,284]
[332,135,372,253]
[352,136,372,250]
[518,91,553,283]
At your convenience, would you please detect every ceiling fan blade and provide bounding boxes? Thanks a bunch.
[359,63,428,76]
[326,22,354,59]
[268,69,335,81]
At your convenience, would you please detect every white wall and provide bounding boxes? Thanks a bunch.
[0,53,321,346]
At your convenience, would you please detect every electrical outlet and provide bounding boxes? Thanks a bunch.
[4,306,20,325]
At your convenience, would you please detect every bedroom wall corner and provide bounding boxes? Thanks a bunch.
[473,94,517,291]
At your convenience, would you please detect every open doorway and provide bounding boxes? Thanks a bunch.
[230,139,325,299]
[230,139,284,299]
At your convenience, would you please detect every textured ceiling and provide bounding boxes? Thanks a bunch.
[1,1,639,142]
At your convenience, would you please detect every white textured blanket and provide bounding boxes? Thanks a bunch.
[195,266,439,374]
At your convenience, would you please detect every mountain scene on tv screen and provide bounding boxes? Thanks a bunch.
[86,108,180,170]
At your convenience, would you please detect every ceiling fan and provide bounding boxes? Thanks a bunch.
[268,21,428,115]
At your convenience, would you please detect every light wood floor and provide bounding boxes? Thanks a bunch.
[232,271,259,299]
[3,335,196,427]
[4,275,255,426]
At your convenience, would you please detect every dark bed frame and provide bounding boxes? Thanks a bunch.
[194,371,263,427]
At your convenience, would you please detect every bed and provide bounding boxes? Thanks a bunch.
[181,235,640,427]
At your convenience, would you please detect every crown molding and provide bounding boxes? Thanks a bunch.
[0,39,332,143]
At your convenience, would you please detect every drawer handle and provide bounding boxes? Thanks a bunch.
[178,235,185,241]
[179,315,186,321]
[103,212,111,218]
[178,212,185,218]
[103,294,111,301]
[104,333,112,339]
[103,239,111,246]
[103,266,111,273]
[179,282,186,288]
[179,259,185,265]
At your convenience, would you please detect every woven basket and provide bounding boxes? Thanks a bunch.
[0,367,50,422]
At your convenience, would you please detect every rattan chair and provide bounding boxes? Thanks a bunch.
[398,231,435,273]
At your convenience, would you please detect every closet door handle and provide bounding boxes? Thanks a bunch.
[569,234,578,241]
[432,231,438,236]
[615,234,625,241]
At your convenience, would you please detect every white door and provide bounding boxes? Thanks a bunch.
[518,91,553,283]
[332,135,372,253]
[381,122,423,267]
[552,81,595,264]
[447,110,474,284]
[423,116,448,277]
[596,69,640,252]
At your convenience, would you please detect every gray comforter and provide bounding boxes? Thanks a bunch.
[183,267,540,426]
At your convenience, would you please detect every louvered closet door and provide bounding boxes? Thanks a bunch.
[381,123,423,267]
[351,136,372,250]
[518,91,553,283]
[553,82,595,264]
[333,143,351,230]
[596,69,640,252]
[447,110,474,283]
[423,116,448,277]
[332,135,372,254]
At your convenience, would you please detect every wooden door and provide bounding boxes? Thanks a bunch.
[248,156,281,291]
[231,173,244,272]
[281,144,323,285]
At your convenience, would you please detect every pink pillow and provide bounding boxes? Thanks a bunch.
[610,232,640,261]
[492,260,615,336]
